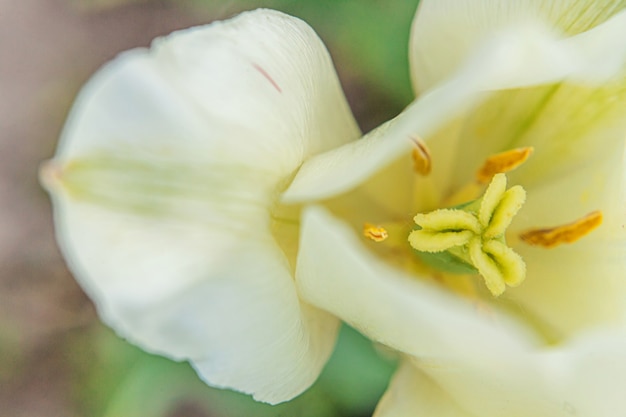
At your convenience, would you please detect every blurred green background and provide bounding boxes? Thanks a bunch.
[0,0,419,415]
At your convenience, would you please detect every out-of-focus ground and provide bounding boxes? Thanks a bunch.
[0,1,411,415]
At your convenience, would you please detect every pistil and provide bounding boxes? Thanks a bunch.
[408,173,526,296]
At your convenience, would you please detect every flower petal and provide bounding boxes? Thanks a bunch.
[296,206,540,361]
[43,9,351,403]
[54,8,359,175]
[51,193,339,404]
[283,14,626,204]
[298,211,626,416]
[374,361,473,417]
[411,328,626,417]
[502,146,626,337]
[410,0,626,93]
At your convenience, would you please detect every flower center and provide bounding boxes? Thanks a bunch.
[408,173,526,296]
[362,142,604,298]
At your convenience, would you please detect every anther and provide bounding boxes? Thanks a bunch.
[410,136,432,176]
[520,210,603,248]
[476,147,534,184]
[363,223,389,242]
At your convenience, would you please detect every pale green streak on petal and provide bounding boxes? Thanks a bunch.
[548,1,626,35]
[60,157,203,215]
[57,154,274,225]
[450,78,626,190]
[408,229,474,253]
[413,209,481,233]
[484,185,526,239]
[478,172,507,228]
[410,0,626,93]
[468,237,506,296]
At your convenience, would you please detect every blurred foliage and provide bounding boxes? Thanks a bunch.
[72,324,396,417]
[268,0,419,105]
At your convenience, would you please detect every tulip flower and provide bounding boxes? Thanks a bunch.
[40,9,362,404]
[292,1,626,416]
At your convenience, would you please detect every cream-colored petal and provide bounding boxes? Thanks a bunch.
[374,361,473,417]
[296,206,540,361]
[410,0,626,93]
[43,9,351,403]
[284,15,626,204]
[52,194,339,404]
[503,146,626,338]
[447,78,626,194]
[54,9,359,176]
[506,242,626,340]
[147,9,360,161]
[298,212,626,416]
[414,327,626,417]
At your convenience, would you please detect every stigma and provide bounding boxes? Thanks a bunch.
[408,173,526,297]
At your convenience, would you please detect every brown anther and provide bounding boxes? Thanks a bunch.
[520,210,603,248]
[363,223,389,242]
[411,136,432,176]
[476,147,534,184]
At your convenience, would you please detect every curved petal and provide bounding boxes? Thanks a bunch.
[54,8,359,174]
[374,361,473,417]
[297,211,626,416]
[413,327,626,417]
[296,206,541,361]
[496,141,626,338]
[283,14,626,204]
[410,0,626,93]
[43,9,351,403]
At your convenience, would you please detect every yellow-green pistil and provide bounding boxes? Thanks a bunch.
[408,173,526,296]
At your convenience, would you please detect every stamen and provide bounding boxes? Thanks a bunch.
[363,223,389,242]
[410,136,432,176]
[519,210,603,248]
[409,174,526,297]
[476,147,534,184]
[444,147,533,207]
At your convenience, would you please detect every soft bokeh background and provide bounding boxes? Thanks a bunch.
[0,0,419,415]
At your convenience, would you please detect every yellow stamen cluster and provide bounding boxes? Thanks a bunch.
[408,173,526,296]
